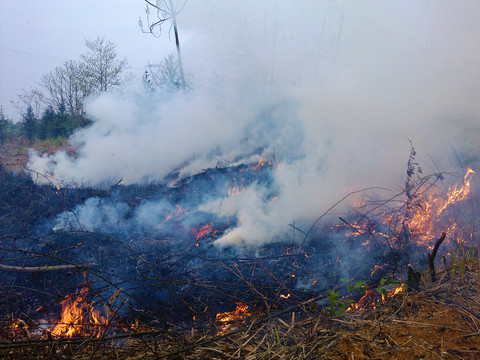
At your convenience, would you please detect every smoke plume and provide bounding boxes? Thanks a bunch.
[28,1,480,247]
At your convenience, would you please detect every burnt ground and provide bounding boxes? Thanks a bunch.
[0,144,375,333]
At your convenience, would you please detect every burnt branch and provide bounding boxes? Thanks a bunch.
[428,232,447,282]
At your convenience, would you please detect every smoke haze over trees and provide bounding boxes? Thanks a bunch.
[25,1,480,248]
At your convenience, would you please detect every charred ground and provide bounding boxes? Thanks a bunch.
[0,140,479,359]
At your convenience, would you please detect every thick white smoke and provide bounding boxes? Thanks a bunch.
[28,1,480,247]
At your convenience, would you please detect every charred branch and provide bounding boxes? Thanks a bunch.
[407,264,421,291]
[428,232,447,283]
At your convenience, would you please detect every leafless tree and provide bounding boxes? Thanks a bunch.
[139,0,188,92]
[81,37,129,93]
[40,60,89,127]
[11,88,44,118]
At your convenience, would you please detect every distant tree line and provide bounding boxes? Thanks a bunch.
[7,37,129,145]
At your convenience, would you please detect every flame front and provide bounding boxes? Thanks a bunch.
[402,168,475,247]
[347,284,405,312]
[165,204,187,222]
[347,168,476,250]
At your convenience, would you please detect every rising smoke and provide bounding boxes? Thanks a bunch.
[27,1,480,247]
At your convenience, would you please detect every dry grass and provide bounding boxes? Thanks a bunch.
[2,259,480,359]
[0,137,75,172]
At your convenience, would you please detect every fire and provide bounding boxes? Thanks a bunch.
[216,302,251,334]
[391,284,404,297]
[346,167,476,250]
[252,156,266,171]
[192,222,214,240]
[380,284,405,302]
[5,318,30,339]
[228,185,244,196]
[164,204,187,221]
[50,287,107,338]
[347,284,405,312]
[370,265,384,276]
[252,153,278,171]
[437,168,475,216]
[227,176,249,196]
[402,167,475,247]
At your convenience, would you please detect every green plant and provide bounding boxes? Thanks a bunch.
[326,288,353,317]
[376,278,389,298]
[449,245,478,281]
[450,247,458,277]
[348,280,369,294]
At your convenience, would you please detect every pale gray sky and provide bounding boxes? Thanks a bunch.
[1,0,479,124]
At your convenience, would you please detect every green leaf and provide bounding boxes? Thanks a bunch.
[377,287,387,296]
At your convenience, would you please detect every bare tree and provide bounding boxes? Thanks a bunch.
[81,37,129,93]
[139,0,188,92]
[40,60,89,127]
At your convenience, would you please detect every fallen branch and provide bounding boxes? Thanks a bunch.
[0,263,97,272]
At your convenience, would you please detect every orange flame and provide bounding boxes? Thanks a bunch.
[216,302,251,334]
[347,284,405,312]
[192,222,214,240]
[252,156,266,171]
[347,168,476,249]
[403,168,475,247]
[50,287,107,338]
[228,185,243,196]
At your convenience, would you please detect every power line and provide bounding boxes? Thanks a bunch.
[0,47,66,65]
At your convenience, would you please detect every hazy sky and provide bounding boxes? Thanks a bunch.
[1,0,480,122]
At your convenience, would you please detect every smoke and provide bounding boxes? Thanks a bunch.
[28,1,480,247]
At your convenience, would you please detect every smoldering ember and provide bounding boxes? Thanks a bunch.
[0,1,479,358]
